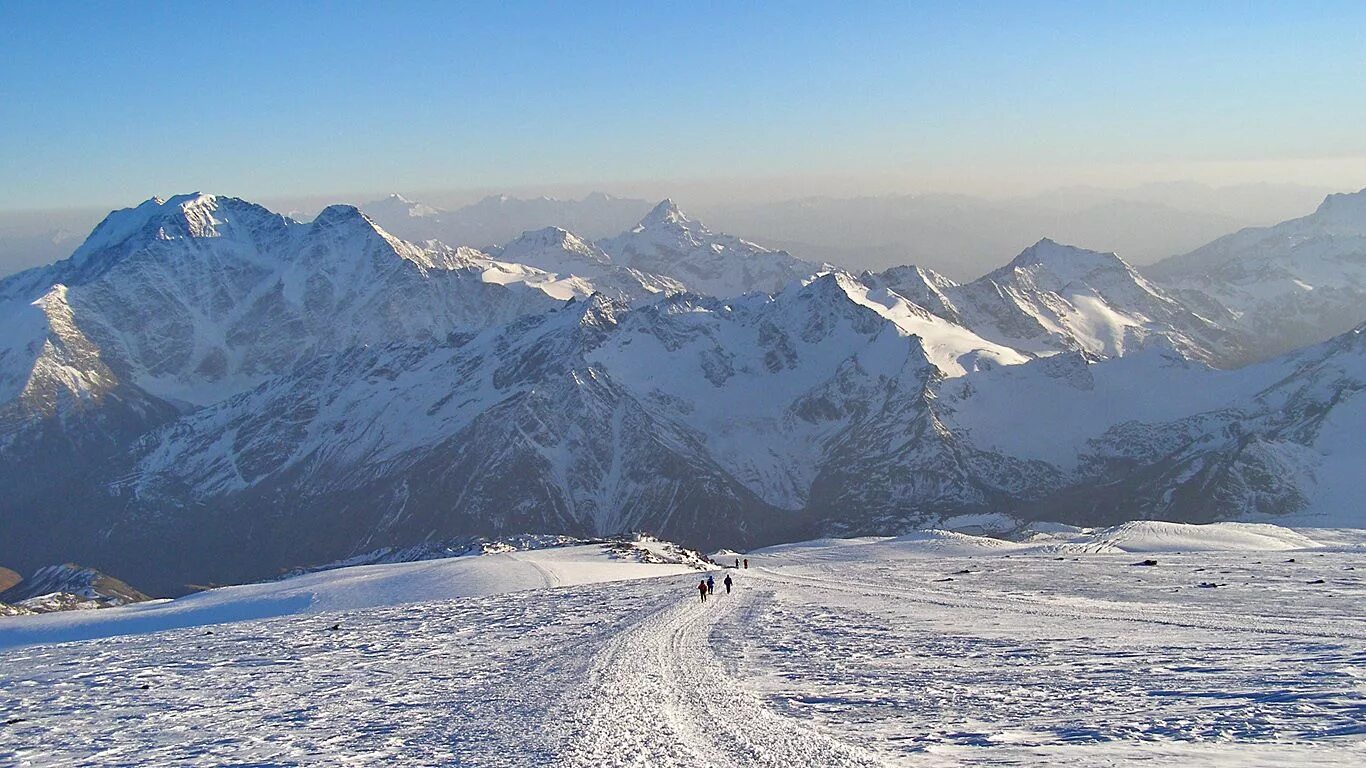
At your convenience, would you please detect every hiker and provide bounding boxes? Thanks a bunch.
[723,573,733,594]
[698,579,709,602]
[706,574,715,594]
[743,558,748,569]
[734,558,740,569]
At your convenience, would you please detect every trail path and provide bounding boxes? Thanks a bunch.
[4,544,1362,767]
[561,578,884,767]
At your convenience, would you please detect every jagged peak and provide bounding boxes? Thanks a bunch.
[638,198,693,228]
[799,270,860,294]
[563,291,625,330]
[876,263,959,290]
[1309,187,1366,231]
[306,204,425,261]
[68,193,286,267]
[785,271,886,318]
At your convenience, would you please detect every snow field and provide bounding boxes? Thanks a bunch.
[1,523,1362,766]
[0,544,699,650]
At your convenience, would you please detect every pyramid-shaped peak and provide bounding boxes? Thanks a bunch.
[313,203,372,225]
[1006,238,1130,276]
[309,204,403,244]
[639,198,692,228]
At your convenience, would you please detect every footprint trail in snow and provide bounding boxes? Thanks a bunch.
[561,584,884,767]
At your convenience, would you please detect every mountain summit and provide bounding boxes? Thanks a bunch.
[1149,188,1366,357]
[874,238,1239,365]
[600,200,824,297]
[638,198,690,228]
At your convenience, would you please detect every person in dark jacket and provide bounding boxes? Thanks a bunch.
[723,574,733,594]
[698,579,709,602]
[706,574,715,594]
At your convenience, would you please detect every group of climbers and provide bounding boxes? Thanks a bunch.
[696,558,744,602]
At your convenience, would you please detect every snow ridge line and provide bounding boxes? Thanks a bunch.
[754,568,1366,641]
[558,579,884,767]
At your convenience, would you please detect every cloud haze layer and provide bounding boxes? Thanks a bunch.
[2,2,1365,210]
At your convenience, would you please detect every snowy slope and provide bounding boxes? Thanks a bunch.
[1150,187,1366,358]
[2,527,1361,766]
[117,276,1366,592]
[1076,520,1323,552]
[873,238,1243,365]
[487,226,685,302]
[934,323,1366,527]
[754,521,1327,560]
[0,541,702,649]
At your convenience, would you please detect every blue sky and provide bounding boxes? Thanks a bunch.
[1,1,1364,210]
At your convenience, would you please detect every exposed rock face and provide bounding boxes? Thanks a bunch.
[0,566,19,593]
[0,563,152,611]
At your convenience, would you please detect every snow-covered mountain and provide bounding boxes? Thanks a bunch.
[869,238,1244,366]
[487,227,685,302]
[363,193,441,221]
[1149,187,1366,358]
[59,288,1366,591]
[599,200,828,297]
[926,322,1366,528]
[359,191,654,248]
[0,194,584,409]
[2,191,1362,595]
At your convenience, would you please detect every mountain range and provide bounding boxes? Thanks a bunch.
[361,191,654,249]
[1,189,1362,594]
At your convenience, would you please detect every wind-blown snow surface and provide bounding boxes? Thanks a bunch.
[2,523,1362,766]
[0,543,699,649]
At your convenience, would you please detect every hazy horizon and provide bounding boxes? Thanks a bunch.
[0,178,1350,282]
[4,2,1366,212]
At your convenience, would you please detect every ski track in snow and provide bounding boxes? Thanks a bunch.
[2,547,1364,766]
